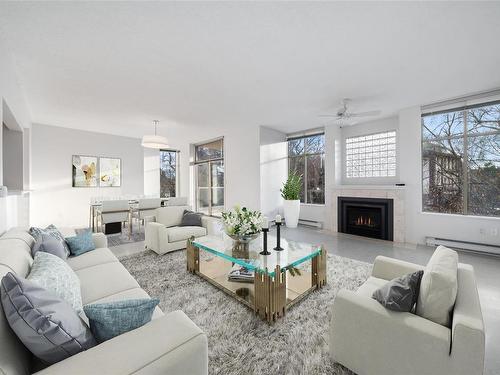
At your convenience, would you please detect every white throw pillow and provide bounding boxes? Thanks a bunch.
[416,245,458,327]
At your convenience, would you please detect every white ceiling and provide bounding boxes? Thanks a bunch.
[1,1,500,138]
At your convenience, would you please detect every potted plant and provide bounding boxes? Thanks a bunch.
[280,171,302,228]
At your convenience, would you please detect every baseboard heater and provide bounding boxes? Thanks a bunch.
[426,237,500,256]
[297,219,323,229]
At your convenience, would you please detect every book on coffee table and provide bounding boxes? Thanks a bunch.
[228,261,256,283]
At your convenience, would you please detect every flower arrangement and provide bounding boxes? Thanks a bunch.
[221,205,264,237]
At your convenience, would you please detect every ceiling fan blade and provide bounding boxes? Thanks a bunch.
[348,110,381,118]
[318,114,341,118]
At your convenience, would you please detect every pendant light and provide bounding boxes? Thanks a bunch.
[141,120,169,149]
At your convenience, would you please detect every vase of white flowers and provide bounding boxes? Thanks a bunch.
[221,206,264,244]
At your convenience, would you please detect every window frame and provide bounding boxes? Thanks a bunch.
[192,137,225,216]
[344,130,397,180]
[287,132,325,205]
[421,99,500,217]
[159,149,179,198]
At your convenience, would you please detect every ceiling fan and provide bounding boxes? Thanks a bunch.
[319,99,381,125]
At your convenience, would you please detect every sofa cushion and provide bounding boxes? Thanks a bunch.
[0,272,96,364]
[372,270,424,312]
[84,298,160,343]
[156,205,190,228]
[65,231,96,256]
[32,234,68,259]
[417,245,458,327]
[67,247,118,271]
[27,252,83,312]
[167,226,207,243]
[76,262,140,305]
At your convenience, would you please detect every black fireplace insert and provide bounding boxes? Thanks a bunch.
[338,196,393,241]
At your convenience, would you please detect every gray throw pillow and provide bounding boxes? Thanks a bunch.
[31,233,68,259]
[180,210,203,227]
[0,272,96,364]
[372,270,424,312]
[84,298,159,343]
[29,225,70,257]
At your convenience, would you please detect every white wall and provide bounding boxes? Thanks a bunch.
[2,124,24,191]
[259,126,287,219]
[31,124,144,227]
[399,106,500,246]
[0,36,32,234]
[143,123,261,212]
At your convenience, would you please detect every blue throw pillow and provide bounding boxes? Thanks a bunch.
[66,231,95,256]
[83,298,159,343]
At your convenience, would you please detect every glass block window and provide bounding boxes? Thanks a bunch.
[346,131,397,178]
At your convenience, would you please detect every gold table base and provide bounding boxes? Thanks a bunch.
[186,238,327,322]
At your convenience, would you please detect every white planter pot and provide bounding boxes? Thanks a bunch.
[283,199,300,228]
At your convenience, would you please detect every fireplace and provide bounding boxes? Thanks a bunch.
[338,197,393,241]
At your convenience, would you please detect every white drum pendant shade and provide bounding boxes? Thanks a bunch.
[142,120,169,149]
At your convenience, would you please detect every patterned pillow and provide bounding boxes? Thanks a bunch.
[29,225,70,257]
[84,298,159,343]
[66,230,96,256]
[27,251,83,312]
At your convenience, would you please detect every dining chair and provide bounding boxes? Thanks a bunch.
[99,200,131,236]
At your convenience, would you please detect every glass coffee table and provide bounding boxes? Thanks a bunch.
[187,234,327,322]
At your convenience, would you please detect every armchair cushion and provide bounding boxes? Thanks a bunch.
[156,206,190,227]
[167,226,207,243]
[417,246,458,327]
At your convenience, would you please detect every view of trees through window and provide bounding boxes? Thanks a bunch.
[160,150,177,198]
[422,101,500,217]
[194,138,224,216]
[288,133,325,204]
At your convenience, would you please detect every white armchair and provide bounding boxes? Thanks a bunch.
[330,255,485,375]
[145,205,221,254]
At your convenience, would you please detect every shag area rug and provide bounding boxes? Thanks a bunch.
[119,250,372,375]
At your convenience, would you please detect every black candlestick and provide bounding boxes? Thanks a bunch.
[260,228,271,255]
[274,222,284,251]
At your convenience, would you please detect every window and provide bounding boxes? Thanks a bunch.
[287,133,325,204]
[346,131,396,178]
[160,150,178,198]
[422,101,500,217]
[194,138,224,216]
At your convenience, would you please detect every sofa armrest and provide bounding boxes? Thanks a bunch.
[371,255,424,280]
[450,264,485,374]
[92,232,107,249]
[35,311,208,375]
[145,222,164,252]
[330,289,450,374]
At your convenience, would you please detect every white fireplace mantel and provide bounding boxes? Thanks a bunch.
[332,185,405,243]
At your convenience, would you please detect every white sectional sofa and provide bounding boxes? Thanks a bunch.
[0,228,208,375]
[145,205,221,255]
[330,255,485,375]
